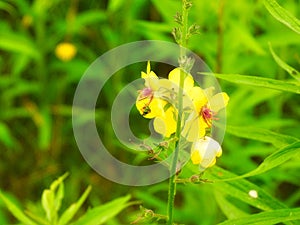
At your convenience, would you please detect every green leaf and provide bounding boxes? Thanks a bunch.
[25,210,49,225]
[226,125,299,148]
[0,122,15,148]
[71,195,131,225]
[200,72,300,94]
[203,166,290,212]
[58,185,92,225]
[214,191,249,220]
[264,0,300,34]
[241,141,300,178]
[71,10,106,34]
[108,0,125,12]
[0,1,16,16]
[0,191,37,225]
[41,173,68,223]
[0,32,40,59]
[41,190,56,222]
[269,43,300,82]
[38,107,52,150]
[215,141,300,181]
[217,207,300,225]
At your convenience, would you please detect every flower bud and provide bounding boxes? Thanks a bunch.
[191,136,222,171]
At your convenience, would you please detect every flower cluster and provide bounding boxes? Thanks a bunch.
[136,62,229,170]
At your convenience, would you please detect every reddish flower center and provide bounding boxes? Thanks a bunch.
[140,87,153,98]
[201,106,218,127]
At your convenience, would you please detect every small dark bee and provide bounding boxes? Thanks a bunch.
[142,105,151,116]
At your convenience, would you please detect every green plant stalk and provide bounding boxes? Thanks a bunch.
[167,1,190,224]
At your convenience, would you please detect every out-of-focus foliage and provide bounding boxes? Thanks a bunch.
[0,0,299,224]
[0,174,131,225]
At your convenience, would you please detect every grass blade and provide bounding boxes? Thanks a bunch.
[0,191,37,225]
[264,0,300,34]
[200,72,300,94]
[203,166,290,212]
[241,141,300,178]
[71,195,131,225]
[217,207,300,225]
[215,141,300,181]
[58,185,92,225]
[226,125,299,148]
[269,43,300,82]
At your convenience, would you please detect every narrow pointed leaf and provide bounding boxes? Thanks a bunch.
[264,0,300,34]
[0,191,37,225]
[214,191,249,219]
[41,190,55,222]
[213,141,300,181]
[25,210,49,225]
[188,166,290,212]
[241,141,300,178]
[269,43,300,82]
[58,186,92,225]
[71,195,131,225]
[42,173,68,222]
[217,207,300,225]
[226,125,299,148]
[200,72,300,94]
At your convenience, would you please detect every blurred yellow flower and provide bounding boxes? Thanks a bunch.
[190,136,222,171]
[55,42,77,61]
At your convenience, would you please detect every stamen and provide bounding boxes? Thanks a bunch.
[140,87,153,98]
[201,106,218,127]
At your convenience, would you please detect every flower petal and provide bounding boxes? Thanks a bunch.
[136,98,165,118]
[181,112,206,142]
[209,92,229,112]
[168,68,194,91]
[191,150,202,164]
[191,137,222,170]
[187,86,207,111]
[153,106,177,137]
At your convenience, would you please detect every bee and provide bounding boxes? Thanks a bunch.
[138,93,153,116]
[142,105,151,116]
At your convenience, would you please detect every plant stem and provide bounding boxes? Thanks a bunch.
[167,1,190,224]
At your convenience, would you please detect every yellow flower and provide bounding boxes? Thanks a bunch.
[151,67,194,137]
[182,86,229,142]
[191,136,222,171]
[136,61,166,118]
[55,42,77,61]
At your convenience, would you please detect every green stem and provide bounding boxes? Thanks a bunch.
[167,1,190,224]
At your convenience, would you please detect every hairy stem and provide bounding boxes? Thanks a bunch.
[167,1,190,224]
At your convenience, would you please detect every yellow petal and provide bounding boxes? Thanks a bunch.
[187,86,207,111]
[207,157,216,168]
[181,113,206,142]
[191,137,222,170]
[168,68,194,91]
[153,106,177,137]
[147,60,151,74]
[146,76,160,91]
[209,92,229,112]
[135,98,164,119]
[191,150,202,164]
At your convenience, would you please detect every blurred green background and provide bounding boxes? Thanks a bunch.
[0,0,299,224]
